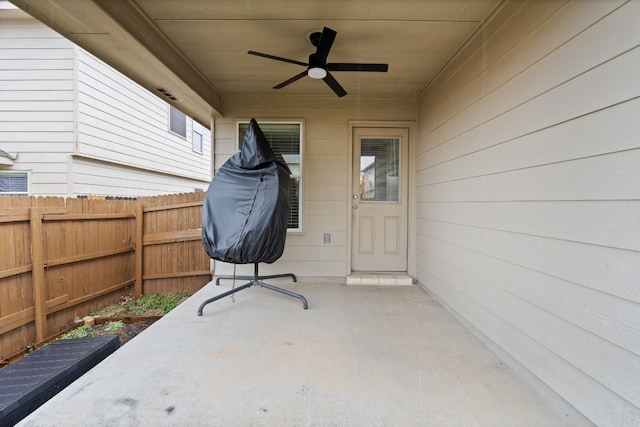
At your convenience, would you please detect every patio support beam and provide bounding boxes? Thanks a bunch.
[94,0,224,119]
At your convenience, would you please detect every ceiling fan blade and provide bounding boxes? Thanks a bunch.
[323,72,347,97]
[274,70,308,89]
[328,63,389,72]
[315,27,337,60]
[248,50,308,67]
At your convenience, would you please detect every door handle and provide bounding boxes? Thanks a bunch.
[352,205,358,209]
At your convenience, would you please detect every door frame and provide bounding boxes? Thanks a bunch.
[347,120,416,277]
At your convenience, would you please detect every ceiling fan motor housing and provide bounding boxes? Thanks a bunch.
[308,53,326,70]
[309,31,323,47]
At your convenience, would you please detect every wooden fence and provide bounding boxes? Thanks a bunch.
[0,192,210,360]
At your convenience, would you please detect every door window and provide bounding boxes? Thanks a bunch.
[359,138,399,202]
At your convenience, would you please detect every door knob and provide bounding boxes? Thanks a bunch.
[352,205,358,209]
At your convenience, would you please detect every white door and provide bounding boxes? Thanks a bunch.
[351,127,409,272]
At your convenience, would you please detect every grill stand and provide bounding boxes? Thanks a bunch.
[197,263,308,315]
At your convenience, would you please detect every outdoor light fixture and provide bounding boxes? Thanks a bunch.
[308,67,327,79]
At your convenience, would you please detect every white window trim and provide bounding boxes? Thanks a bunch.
[192,130,204,154]
[236,119,304,234]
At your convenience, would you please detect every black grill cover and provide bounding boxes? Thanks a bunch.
[202,119,291,264]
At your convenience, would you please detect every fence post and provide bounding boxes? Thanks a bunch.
[135,202,143,297]
[29,208,47,342]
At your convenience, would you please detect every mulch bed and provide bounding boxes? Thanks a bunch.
[87,318,159,346]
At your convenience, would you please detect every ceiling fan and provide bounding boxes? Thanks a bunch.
[248,27,388,97]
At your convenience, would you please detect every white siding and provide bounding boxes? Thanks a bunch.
[214,96,416,278]
[76,50,211,182]
[70,156,208,196]
[0,5,211,197]
[416,1,640,425]
[0,9,75,195]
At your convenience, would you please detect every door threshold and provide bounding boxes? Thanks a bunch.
[346,273,414,286]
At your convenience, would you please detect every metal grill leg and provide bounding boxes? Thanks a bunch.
[257,280,308,309]
[197,281,253,316]
[197,263,307,315]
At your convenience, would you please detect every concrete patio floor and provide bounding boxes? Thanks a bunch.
[18,279,588,426]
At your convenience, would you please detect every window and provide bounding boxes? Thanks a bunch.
[193,131,203,153]
[238,122,302,232]
[169,105,187,138]
[359,138,399,202]
[0,171,28,195]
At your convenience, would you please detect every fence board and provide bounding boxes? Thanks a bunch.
[0,192,210,360]
[29,208,47,341]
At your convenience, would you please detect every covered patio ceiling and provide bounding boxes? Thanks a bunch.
[10,0,502,125]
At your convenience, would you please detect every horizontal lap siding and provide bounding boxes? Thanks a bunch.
[213,97,415,277]
[76,50,211,190]
[416,1,640,425]
[70,157,209,196]
[0,14,74,195]
[2,10,211,198]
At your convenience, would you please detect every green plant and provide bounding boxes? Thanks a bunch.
[128,292,191,315]
[104,320,124,332]
[89,292,191,318]
[91,303,122,316]
[60,324,92,340]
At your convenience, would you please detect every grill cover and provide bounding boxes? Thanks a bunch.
[202,119,291,264]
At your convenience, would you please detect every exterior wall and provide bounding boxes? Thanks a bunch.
[0,3,211,197]
[69,156,208,196]
[415,1,640,425]
[75,49,211,193]
[0,5,75,195]
[214,96,416,277]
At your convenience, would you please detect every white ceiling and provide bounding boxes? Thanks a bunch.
[10,0,502,122]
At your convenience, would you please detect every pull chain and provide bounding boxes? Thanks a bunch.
[231,264,236,303]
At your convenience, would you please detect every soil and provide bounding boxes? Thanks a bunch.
[1,295,178,367]
[62,293,189,346]
[86,320,157,346]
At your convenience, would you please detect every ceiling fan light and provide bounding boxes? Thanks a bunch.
[308,67,327,79]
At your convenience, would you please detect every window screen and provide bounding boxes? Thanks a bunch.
[0,172,28,194]
[238,122,302,231]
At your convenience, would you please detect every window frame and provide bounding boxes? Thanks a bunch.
[236,120,304,234]
[0,171,29,195]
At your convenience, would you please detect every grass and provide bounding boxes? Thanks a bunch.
[91,292,192,317]
[104,320,124,332]
[58,292,191,341]
[60,324,92,340]
[130,292,191,316]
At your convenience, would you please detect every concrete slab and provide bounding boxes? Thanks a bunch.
[18,280,585,426]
